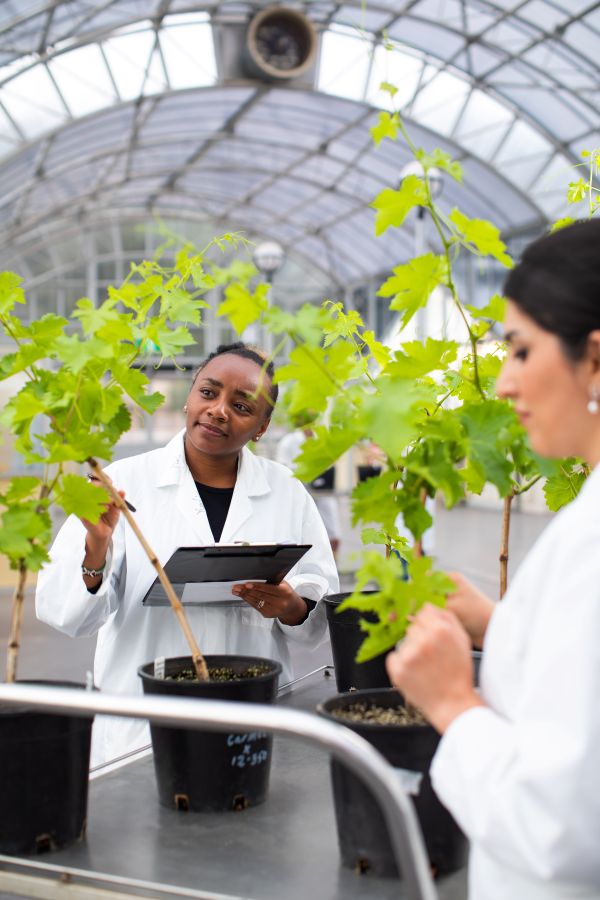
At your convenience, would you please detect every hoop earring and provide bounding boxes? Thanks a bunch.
[587,384,599,415]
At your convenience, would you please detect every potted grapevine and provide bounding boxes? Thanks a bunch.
[0,237,281,851]
[214,96,595,878]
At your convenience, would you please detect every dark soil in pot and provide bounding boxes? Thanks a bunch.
[324,591,391,692]
[138,654,281,813]
[0,680,93,855]
[318,687,467,879]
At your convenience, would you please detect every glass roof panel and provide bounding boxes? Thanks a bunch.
[410,71,470,135]
[0,64,67,139]
[317,27,372,102]
[387,17,466,59]
[564,19,600,66]
[103,28,158,101]
[48,45,116,116]
[366,45,424,112]
[0,0,597,293]
[518,1,570,30]
[159,19,216,88]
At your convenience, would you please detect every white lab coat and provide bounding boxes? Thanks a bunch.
[431,463,600,899]
[36,430,338,767]
[275,430,341,540]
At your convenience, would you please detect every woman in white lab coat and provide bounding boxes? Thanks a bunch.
[386,220,600,899]
[36,343,338,768]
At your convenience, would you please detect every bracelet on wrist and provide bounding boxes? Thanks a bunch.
[81,560,106,578]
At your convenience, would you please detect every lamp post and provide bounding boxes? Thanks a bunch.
[251,241,285,355]
[399,161,443,342]
[253,240,285,285]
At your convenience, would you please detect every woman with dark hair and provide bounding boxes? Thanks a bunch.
[386,219,600,899]
[36,342,338,767]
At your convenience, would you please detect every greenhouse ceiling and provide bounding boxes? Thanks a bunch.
[0,0,597,290]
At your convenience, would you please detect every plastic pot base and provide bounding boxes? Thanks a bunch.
[138,655,281,812]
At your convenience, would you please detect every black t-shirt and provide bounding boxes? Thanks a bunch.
[194,481,234,542]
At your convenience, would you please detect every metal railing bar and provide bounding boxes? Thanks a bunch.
[0,683,437,900]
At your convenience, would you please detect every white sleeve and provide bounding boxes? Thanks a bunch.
[35,513,126,638]
[430,549,600,886]
[277,490,339,645]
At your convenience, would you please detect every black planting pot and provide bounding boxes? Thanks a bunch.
[324,591,391,693]
[325,592,484,692]
[138,655,281,813]
[318,688,467,879]
[0,681,93,855]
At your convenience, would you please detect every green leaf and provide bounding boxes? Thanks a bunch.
[0,271,25,315]
[370,111,399,146]
[54,334,112,373]
[378,254,448,328]
[460,401,515,496]
[55,474,111,522]
[363,376,435,462]
[218,282,270,334]
[362,330,392,368]
[550,217,576,233]
[322,302,364,345]
[387,338,458,379]
[72,297,119,336]
[449,209,513,268]
[275,342,362,416]
[159,287,206,325]
[293,422,365,483]
[263,303,331,346]
[338,552,455,661]
[0,503,51,568]
[543,462,587,511]
[416,148,463,183]
[351,473,404,535]
[112,365,164,414]
[379,81,398,98]
[4,477,41,503]
[567,179,587,203]
[371,177,428,236]
[465,293,506,323]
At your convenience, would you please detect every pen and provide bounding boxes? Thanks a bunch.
[87,474,137,513]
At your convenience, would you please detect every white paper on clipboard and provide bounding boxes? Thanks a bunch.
[180,580,267,604]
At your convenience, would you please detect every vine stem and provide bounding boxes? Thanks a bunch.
[499,492,514,599]
[87,458,209,682]
[6,562,27,683]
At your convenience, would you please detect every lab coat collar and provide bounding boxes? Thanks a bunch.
[154,429,271,499]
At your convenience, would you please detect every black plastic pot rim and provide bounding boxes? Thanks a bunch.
[317,687,431,734]
[138,655,283,686]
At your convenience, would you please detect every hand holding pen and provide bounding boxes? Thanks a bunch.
[87,474,136,512]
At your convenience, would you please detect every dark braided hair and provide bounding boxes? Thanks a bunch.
[192,341,278,410]
[504,219,600,361]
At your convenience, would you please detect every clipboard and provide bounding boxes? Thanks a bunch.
[142,543,312,607]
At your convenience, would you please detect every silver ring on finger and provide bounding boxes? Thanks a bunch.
[257,599,265,610]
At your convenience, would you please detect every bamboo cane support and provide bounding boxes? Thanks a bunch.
[6,563,27,683]
[87,458,209,681]
[499,493,513,599]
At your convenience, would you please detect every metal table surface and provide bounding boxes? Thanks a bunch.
[0,668,467,900]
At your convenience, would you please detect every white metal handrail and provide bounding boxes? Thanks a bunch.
[0,683,438,900]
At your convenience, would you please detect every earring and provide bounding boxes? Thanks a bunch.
[587,384,599,415]
[254,434,261,441]
[183,405,188,412]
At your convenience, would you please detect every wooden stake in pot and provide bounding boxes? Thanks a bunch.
[87,458,209,682]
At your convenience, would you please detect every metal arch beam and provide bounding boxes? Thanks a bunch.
[217,101,375,221]
[5,205,346,291]
[330,0,598,164]
[144,86,269,208]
